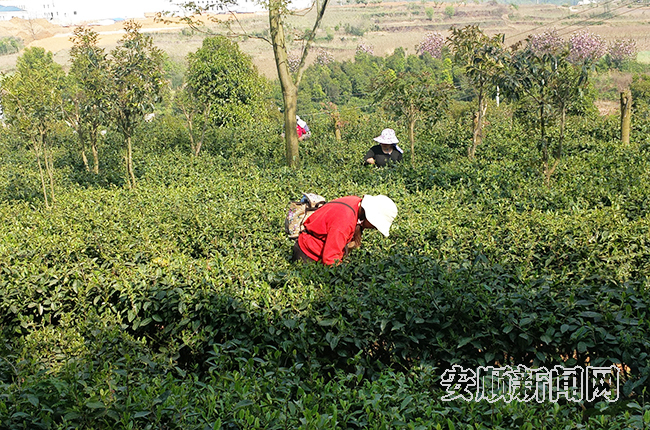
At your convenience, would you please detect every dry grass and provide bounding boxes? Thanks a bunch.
[638,50,650,63]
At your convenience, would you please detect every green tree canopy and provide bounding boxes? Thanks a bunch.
[186,36,269,128]
[448,25,505,159]
[109,20,166,188]
[501,37,591,185]
[1,47,65,207]
[373,69,452,162]
[66,26,111,174]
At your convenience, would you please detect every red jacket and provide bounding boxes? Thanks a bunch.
[298,195,361,265]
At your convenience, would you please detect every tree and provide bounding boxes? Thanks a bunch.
[159,0,330,168]
[322,101,345,141]
[567,30,606,65]
[621,90,632,145]
[373,69,451,163]
[385,47,407,73]
[607,39,637,70]
[448,25,505,160]
[65,26,111,174]
[174,87,212,157]
[269,0,329,168]
[1,47,65,208]
[109,20,166,188]
[502,37,590,186]
[182,36,269,156]
[630,74,650,119]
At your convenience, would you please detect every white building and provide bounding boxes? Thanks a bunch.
[0,1,274,24]
[0,1,63,21]
[0,0,184,24]
[0,5,29,20]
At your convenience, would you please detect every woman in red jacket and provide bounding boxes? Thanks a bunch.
[292,194,397,265]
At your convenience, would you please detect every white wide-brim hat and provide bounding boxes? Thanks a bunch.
[361,195,398,237]
[373,128,399,145]
[296,115,307,128]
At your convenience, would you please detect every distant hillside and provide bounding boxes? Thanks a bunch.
[0,2,648,78]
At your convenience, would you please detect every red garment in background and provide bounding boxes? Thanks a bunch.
[297,124,306,138]
[298,195,361,265]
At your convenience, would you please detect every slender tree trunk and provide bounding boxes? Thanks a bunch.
[71,110,90,172]
[545,105,565,187]
[129,137,135,188]
[81,148,90,172]
[269,0,299,168]
[91,139,99,174]
[77,125,90,172]
[469,91,487,160]
[125,135,135,189]
[45,149,55,205]
[539,99,548,170]
[539,101,546,144]
[39,131,56,206]
[185,112,197,156]
[330,109,342,141]
[409,118,416,164]
[34,141,50,209]
[195,102,211,157]
[621,90,632,146]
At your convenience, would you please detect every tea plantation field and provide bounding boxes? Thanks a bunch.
[1,113,650,428]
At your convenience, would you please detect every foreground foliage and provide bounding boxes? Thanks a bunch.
[1,108,650,427]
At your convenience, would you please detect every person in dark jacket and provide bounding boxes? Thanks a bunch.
[364,128,403,167]
[292,194,398,265]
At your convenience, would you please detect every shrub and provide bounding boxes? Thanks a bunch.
[444,5,455,18]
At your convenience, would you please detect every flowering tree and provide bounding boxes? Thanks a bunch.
[607,38,637,68]
[416,32,445,59]
[315,48,334,66]
[287,51,301,74]
[528,28,565,57]
[568,30,606,65]
[356,43,374,56]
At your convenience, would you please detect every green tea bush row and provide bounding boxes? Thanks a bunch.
[3,322,649,429]
[2,111,650,428]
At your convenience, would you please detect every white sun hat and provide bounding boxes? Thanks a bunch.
[361,195,398,237]
[373,128,399,145]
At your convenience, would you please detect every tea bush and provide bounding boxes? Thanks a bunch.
[1,110,650,428]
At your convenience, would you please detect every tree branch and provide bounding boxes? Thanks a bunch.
[295,0,329,87]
